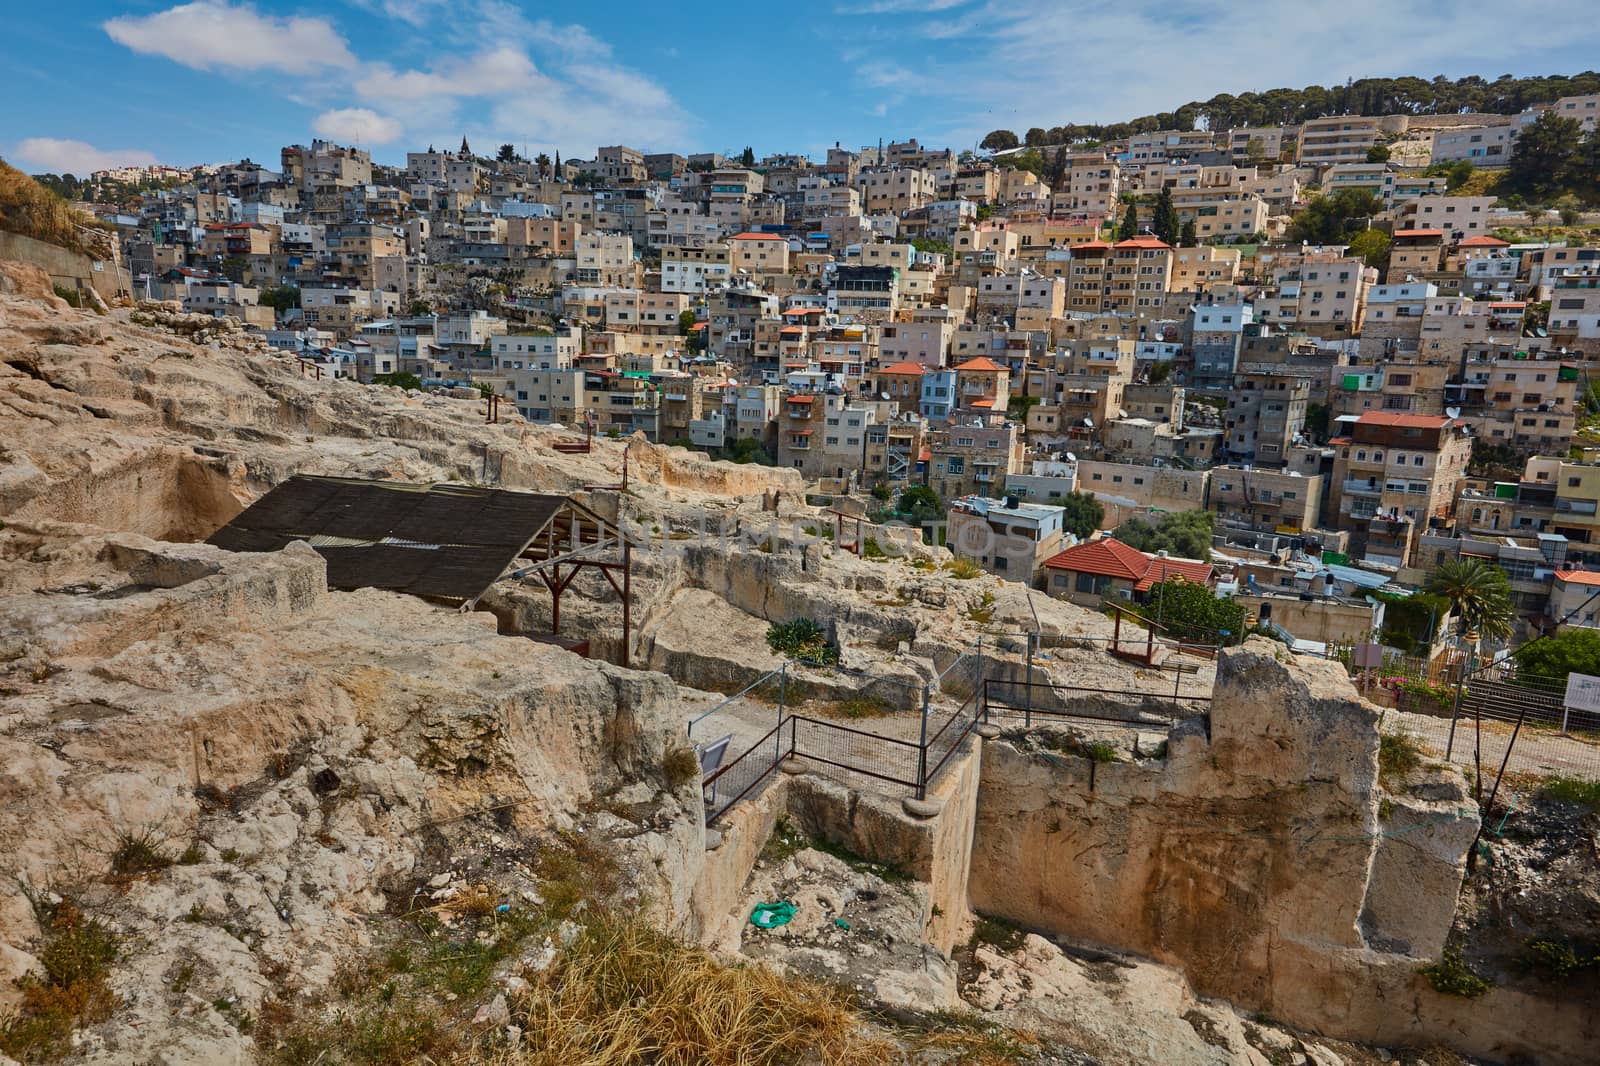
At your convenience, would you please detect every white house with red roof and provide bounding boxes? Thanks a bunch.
[1042,536,1214,608]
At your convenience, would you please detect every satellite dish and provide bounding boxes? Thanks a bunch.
[1446,406,1462,419]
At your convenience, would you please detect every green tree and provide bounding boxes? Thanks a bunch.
[897,485,945,535]
[1303,402,1330,441]
[1137,576,1246,647]
[1118,200,1140,241]
[405,299,434,317]
[497,143,517,163]
[1508,111,1583,201]
[373,371,423,391]
[740,146,755,167]
[217,255,249,283]
[1059,491,1104,540]
[259,284,300,314]
[1151,186,1180,245]
[1114,510,1214,561]
[534,152,551,178]
[910,237,951,255]
[980,129,1020,152]
[1423,557,1514,642]
[1554,193,1582,227]
[1366,145,1391,163]
[1244,138,1266,166]
[1179,218,1198,247]
[1514,627,1600,681]
[1287,189,1385,245]
[1347,228,1392,269]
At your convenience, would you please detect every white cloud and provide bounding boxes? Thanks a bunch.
[104,1,355,75]
[9,138,159,175]
[313,108,404,145]
[864,0,1600,144]
[102,0,698,155]
[837,0,970,13]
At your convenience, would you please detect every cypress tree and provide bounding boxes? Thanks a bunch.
[1118,200,1140,241]
[1152,186,1180,245]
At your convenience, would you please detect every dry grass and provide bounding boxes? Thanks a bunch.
[504,913,892,1066]
[662,746,701,790]
[0,161,103,255]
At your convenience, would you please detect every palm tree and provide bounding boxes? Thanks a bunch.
[535,153,551,179]
[1424,557,1514,643]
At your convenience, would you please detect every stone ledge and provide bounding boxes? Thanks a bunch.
[902,796,944,819]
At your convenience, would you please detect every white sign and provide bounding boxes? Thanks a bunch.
[1562,672,1600,715]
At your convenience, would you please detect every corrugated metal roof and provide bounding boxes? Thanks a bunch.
[207,475,576,604]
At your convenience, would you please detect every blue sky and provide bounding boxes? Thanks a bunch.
[5,1,1600,175]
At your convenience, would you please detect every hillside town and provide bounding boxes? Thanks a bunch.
[46,94,1600,663]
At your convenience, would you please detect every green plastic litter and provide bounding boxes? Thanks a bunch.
[750,901,797,929]
[833,918,851,931]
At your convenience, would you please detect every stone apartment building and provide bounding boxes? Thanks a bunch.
[1296,115,1389,167]
[925,421,1022,500]
[1210,466,1324,534]
[776,390,879,481]
[1328,411,1473,567]
[1225,370,1309,465]
[946,495,1067,585]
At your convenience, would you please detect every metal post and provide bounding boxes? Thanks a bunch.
[1024,632,1034,728]
[1444,638,1470,761]
[776,663,787,765]
[1467,701,1529,872]
[916,683,930,800]
[620,537,632,668]
[976,636,985,721]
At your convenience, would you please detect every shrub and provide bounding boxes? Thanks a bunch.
[109,828,174,881]
[862,536,887,559]
[1085,740,1119,763]
[662,746,701,789]
[0,901,119,1061]
[766,618,839,665]
[966,590,996,624]
[1420,946,1491,998]
[1523,937,1598,980]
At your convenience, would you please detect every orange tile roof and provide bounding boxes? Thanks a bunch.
[1393,229,1444,238]
[1074,240,1112,251]
[1556,569,1600,586]
[880,361,927,375]
[786,394,814,403]
[970,398,995,408]
[731,232,782,240]
[1355,411,1451,429]
[779,326,805,334]
[1115,237,1172,250]
[953,356,1005,372]
[1459,235,1510,247]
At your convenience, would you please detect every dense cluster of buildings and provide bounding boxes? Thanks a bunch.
[76,96,1600,646]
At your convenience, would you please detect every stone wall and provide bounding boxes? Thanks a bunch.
[967,641,1596,1063]
[0,235,121,301]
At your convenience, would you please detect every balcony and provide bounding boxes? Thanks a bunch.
[1342,480,1381,495]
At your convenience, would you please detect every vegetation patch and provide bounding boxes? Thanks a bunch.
[1522,937,1600,981]
[1540,775,1600,811]
[766,618,839,665]
[1378,731,1424,787]
[1420,946,1492,998]
[942,558,983,580]
[0,900,119,1062]
[108,828,175,882]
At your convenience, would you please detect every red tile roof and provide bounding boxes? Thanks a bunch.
[953,356,1005,372]
[779,326,805,334]
[1042,538,1214,592]
[1355,411,1451,429]
[1555,569,1600,586]
[1133,556,1214,592]
[970,398,995,408]
[731,232,782,241]
[1459,235,1510,247]
[1115,237,1172,250]
[786,394,814,403]
[1043,538,1150,580]
[880,361,926,375]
